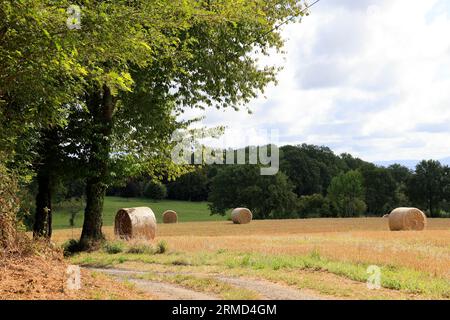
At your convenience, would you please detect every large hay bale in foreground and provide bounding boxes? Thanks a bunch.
[114,207,156,240]
[163,210,178,224]
[231,208,252,225]
[388,207,427,231]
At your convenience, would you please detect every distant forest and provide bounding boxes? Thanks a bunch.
[43,144,450,220]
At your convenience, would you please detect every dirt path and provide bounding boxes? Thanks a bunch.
[216,276,324,300]
[87,267,324,300]
[90,268,218,300]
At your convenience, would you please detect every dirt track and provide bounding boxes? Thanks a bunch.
[89,267,325,300]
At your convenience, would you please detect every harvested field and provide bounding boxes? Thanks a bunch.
[55,218,450,300]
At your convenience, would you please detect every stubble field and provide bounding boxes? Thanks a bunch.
[54,218,450,300]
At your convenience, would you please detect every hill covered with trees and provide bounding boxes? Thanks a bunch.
[103,144,450,220]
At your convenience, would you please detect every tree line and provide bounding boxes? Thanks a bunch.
[107,144,450,219]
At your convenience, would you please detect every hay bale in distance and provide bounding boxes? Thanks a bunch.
[114,207,156,240]
[231,208,252,225]
[163,210,178,224]
[382,214,389,218]
[388,207,427,231]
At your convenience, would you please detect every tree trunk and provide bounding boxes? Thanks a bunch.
[79,85,115,250]
[33,129,59,239]
[33,173,52,238]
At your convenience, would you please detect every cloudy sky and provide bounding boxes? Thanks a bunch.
[182,0,450,163]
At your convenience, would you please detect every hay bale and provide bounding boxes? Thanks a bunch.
[231,208,252,225]
[382,214,389,218]
[114,207,156,240]
[388,207,427,231]
[163,210,178,224]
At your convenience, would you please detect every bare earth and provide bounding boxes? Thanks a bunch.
[89,267,325,300]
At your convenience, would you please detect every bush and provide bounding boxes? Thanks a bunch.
[62,239,82,257]
[126,243,154,254]
[143,181,167,200]
[155,240,168,254]
[104,241,124,254]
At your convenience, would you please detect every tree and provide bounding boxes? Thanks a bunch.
[340,153,368,171]
[167,168,209,201]
[407,160,448,217]
[279,144,345,197]
[387,164,412,185]
[360,165,397,216]
[296,193,333,218]
[208,165,297,219]
[73,0,309,248]
[327,170,366,217]
[280,145,322,196]
[143,181,167,200]
[3,1,313,248]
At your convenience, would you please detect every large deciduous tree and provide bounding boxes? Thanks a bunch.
[327,170,366,217]
[407,160,450,217]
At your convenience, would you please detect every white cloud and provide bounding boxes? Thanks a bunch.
[180,0,450,162]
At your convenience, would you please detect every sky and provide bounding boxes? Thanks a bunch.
[180,0,450,163]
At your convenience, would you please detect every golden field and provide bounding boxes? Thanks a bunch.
[54,218,450,277]
[55,218,450,299]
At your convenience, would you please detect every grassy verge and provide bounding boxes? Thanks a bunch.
[70,246,450,299]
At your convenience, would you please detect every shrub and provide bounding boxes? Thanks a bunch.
[155,240,168,254]
[143,181,167,200]
[126,243,154,254]
[104,241,124,254]
[62,239,82,257]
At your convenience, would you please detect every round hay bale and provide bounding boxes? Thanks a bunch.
[231,208,252,225]
[163,210,178,224]
[388,207,427,231]
[382,214,389,218]
[114,207,156,240]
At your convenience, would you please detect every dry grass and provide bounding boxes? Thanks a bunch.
[54,218,450,278]
[0,254,155,300]
[55,218,450,299]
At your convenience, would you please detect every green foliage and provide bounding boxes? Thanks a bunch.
[296,194,333,218]
[104,241,124,254]
[0,163,20,250]
[167,168,209,201]
[360,165,397,215]
[280,145,346,196]
[143,181,167,200]
[208,165,297,219]
[327,170,366,217]
[155,240,168,254]
[62,239,82,257]
[121,181,144,199]
[407,160,450,217]
[126,243,154,255]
